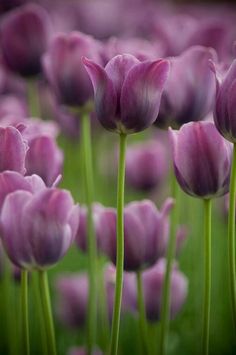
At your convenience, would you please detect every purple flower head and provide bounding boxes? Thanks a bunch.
[0,188,79,270]
[43,31,101,107]
[169,121,232,199]
[25,135,63,187]
[98,199,173,271]
[125,140,168,191]
[213,59,236,143]
[83,54,170,134]
[157,46,217,129]
[142,258,188,322]
[1,4,51,77]
[0,126,28,175]
[0,95,28,120]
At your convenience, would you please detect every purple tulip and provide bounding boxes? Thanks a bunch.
[125,140,168,191]
[83,54,170,133]
[0,126,28,174]
[169,121,232,198]
[142,258,188,322]
[213,60,236,143]
[0,95,28,120]
[43,31,101,107]
[1,4,51,77]
[98,199,173,271]
[157,46,217,129]
[17,119,60,141]
[25,135,63,187]
[0,188,79,269]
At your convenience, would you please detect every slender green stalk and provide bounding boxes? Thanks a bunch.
[202,199,212,355]
[159,175,179,355]
[136,270,149,355]
[38,270,57,355]
[27,78,40,117]
[81,110,97,355]
[21,270,30,355]
[109,133,127,355]
[228,143,236,329]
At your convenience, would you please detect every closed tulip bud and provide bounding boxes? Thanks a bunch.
[125,140,168,191]
[1,4,51,77]
[83,54,170,134]
[43,32,101,107]
[0,126,28,174]
[213,60,236,143]
[0,188,79,269]
[169,121,232,199]
[157,46,217,129]
[25,135,63,186]
[142,259,188,322]
[98,199,173,271]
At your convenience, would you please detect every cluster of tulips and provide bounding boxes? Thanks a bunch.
[0,0,236,355]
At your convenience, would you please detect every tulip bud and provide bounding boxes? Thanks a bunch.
[83,54,170,134]
[169,121,232,199]
[1,4,51,77]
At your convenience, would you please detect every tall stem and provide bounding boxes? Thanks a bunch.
[21,270,30,355]
[159,175,179,355]
[202,199,212,355]
[38,270,57,355]
[81,110,97,355]
[228,143,236,328]
[27,79,40,117]
[109,133,127,355]
[137,270,149,355]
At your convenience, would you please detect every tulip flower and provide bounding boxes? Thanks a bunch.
[0,126,28,175]
[213,59,236,332]
[157,46,216,129]
[0,95,28,120]
[1,4,51,77]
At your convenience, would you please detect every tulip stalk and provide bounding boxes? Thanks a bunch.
[81,108,97,355]
[136,270,150,355]
[159,176,179,355]
[202,199,212,355]
[38,270,57,355]
[228,143,236,328]
[109,133,127,355]
[27,79,40,117]
[21,270,30,355]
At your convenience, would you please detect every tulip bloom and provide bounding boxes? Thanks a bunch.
[157,46,216,129]
[169,121,232,199]
[1,4,51,77]
[43,32,101,107]
[83,54,170,134]
[0,188,79,269]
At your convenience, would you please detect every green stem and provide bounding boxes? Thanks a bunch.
[81,110,97,355]
[27,78,40,117]
[137,270,149,355]
[202,199,212,355]
[228,143,236,329]
[109,133,127,355]
[159,175,179,355]
[21,270,30,355]
[38,270,57,355]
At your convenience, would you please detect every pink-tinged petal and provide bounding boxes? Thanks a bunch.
[68,205,80,241]
[120,59,170,133]
[0,126,28,174]
[83,57,117,131]
[0,190,33,268]
[24,174,46,192]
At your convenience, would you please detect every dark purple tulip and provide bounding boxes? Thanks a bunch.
[0,188,79,269]
[1,4,51,77]
[43,31,101,107]
[98,199,173,271]
[142,259,188,322]
[169,121,232,199]
[25,135,63,187]
[157,46,217,129]
[0,126,28,174]
[213,60,236,143]
[83,54,170,134]
[125,140,168,191]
